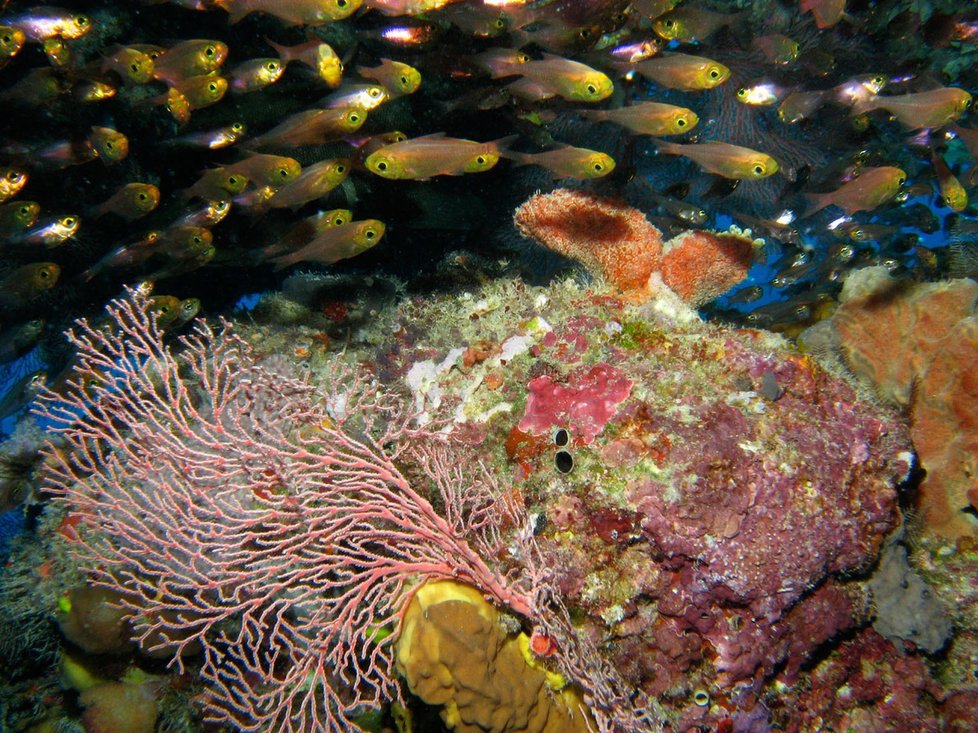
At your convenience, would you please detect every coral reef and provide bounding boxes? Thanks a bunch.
[830,267,978,537]
[328,269,919,730]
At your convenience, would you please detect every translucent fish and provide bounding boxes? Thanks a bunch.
[101,46,156,84]
[225,153,302,187]
[267,38,342,86]
[229,58,284,94]
[582,101,698,136]
[153,39,228,83]
[266,159,351,209]
[357,59,421,96]
[852,86,972,130]
[0,167,28,204]
[626,53,730,91]
[92,183,161,221]
[215,0,362,25]
[5,7,91,41]
[503,145,615,179]
[0,200,40,236]
[0,262,60,304]
[505,53,613,102]
[247,107,367,148]
[654,140,779,180]
[270,219,385,269]
[364,133,514,179]
[802,166,906,216]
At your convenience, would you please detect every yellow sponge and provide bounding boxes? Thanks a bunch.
[395,581,594,733]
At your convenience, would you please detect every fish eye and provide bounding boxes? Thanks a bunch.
[39,268,51,279]
[130,62,140,72]
[376,160,388,171]
[586,83,597,94]
[1,34,10,43]
[493,19,504,28]
[593,162,604,172]
[737,88,748,98]
[205,45,216,57]
[193,235,204,245]
[337,0,348,6]
[76,16,89,27]
[369,87,381,97]
[266,61,278,71]
[709,68,721,79]
[336,164,346,173]
[137,192,148,201]
[476,155,487,165]
[400,75,408,85]
[278,167,289,178]
[232,122,244,131]
[676,117,687,127]
[753,164,765,175]
[349,112,361,123]
[897,176,906,185]
[63,216,76,226]
[19,205,30,215]
[664,19,675,28]
[208,81,219,92]
[365,228,377,239]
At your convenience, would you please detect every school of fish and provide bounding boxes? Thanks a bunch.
[0,0,977,386]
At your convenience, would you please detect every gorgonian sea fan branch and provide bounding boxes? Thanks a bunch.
[34,289,554,731]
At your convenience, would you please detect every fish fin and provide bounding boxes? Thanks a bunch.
[801,192,828,218]
[506,78,554,101]
[649,138,680,156]
[264,38,291,64]
[490,134,519,152]
[215,0,248,24]
[500,150,531,166]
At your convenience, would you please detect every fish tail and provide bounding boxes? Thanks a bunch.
[801,192,828,218]
[490,134,519,153]
[850,96,877,117]
[651,138,681,156]
[500,150,532,167]
[214,0,246,24]
[265,38,292,65]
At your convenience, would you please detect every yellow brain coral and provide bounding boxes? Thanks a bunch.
[395,581,594,733]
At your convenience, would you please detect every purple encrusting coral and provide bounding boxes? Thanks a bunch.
[356,275,917,730]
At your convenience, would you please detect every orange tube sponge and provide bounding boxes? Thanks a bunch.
[513,188,662,292]
[658,229,757,307]
[513,189,754,305]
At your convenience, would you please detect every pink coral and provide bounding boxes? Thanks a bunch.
[35,291,553,733]
[513,188,755,306]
